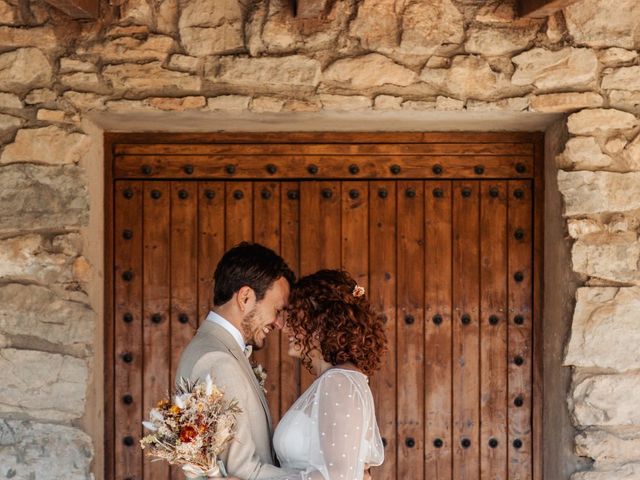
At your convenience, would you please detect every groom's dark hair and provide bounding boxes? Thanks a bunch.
[213,242,295,306]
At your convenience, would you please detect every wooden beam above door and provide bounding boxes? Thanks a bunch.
[114,152,534,181]
[44,0,98,19]
[518,0,581,18]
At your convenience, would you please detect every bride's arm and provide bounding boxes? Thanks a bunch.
[301,371,370,480]
[258,372,377,480]
[254,377,367,480]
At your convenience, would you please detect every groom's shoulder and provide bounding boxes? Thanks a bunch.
[177,329,229,373]
[181,330,229,360]
[177,339,240,382]
[190,350,250,394]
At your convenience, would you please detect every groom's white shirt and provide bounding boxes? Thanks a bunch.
[205,310,246,351]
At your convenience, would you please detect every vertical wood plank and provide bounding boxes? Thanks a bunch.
[253,182,282,424]
[508,180,534,480]
[226,182,253,249]
[171,182,198,388]
[369,181,397,480]
[532,137,545,480]
[397,180,425,480]
[299,181,341,391]
[114,181,143,480]
[280,182,301,417]
[341,181,369,290]
[170,182,201,480]
[480,182,508,480]
[105,138,116,480]
[197,183,225,325]
[452,181,480,480]
[424,180,453,480]
[142,182,171,480]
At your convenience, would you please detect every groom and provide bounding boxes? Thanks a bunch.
[176,242,296,479]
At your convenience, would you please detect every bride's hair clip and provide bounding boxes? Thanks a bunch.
[352,285,365,298]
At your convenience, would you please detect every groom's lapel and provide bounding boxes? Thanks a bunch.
[200,321,274,433]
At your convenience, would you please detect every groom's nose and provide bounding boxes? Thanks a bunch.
[273,315,285,330]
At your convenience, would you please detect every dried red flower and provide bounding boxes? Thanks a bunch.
[179,425,198,443]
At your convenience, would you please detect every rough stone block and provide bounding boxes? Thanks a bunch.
[0,283,94,355]
[0,48,52,94]
[576,427,640,466]
[565,0,640,49]
[571,464,640,480]
[0,164,88,232]
[420,55,519,101]
[512,47,598,91]
[529,92,603,113]
[0,126,91,165]
[0,349,88,421]
[567,109,638,135]
[465,23,540,57]
[572,372,640,427]
[571,234,640,285]
[207,56,320,89]
[602,66,640,92]
[558,170,640,215]
[0,234,83,284]
[560,137,612,170]
[323,53,417,89]
[0,419,93,480]
[318,94,371,111]
[103,62,202,95]
[565,287,640,370]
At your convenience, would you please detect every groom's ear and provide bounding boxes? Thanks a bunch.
[236,285,255,312]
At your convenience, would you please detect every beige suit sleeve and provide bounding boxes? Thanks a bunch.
[192,352,294,480]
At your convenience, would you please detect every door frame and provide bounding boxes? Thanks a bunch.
[103,131,544,480]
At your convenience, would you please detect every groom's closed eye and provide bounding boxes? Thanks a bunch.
[274,308,284,328]
[274,309,285,328]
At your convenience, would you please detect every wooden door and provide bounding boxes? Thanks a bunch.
[106,133,543,480]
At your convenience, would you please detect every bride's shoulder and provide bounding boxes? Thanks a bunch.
[314,368,370,394]
[307,369,377,418]
[324,367,367,379]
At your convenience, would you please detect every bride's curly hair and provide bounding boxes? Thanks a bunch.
[285,269,387,376]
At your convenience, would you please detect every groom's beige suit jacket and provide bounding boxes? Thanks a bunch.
[176,320,288,480]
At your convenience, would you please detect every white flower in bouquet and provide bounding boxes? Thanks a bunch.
[140,374,241,478]
[205,375,214,395]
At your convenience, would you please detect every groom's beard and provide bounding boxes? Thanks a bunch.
[241,307,264,350]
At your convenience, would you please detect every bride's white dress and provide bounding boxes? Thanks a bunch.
[268,368,384,480]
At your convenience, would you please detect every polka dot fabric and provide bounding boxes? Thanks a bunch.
[270,369,384,480]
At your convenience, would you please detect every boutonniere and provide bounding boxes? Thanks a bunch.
[252,364,267,394]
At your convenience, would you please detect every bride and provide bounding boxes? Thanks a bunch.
[225,269,387,480]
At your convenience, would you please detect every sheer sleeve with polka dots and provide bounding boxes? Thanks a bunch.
[267,369,384,480]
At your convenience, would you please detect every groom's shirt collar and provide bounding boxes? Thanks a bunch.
[205,311,246,351]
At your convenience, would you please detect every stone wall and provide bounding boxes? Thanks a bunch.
[0,0,639,478]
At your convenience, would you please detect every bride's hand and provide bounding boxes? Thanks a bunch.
[364,464,372,480]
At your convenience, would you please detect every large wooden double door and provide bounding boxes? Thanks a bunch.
[106,133,543,480]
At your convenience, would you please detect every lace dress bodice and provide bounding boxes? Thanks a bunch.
[268,368,384,480]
